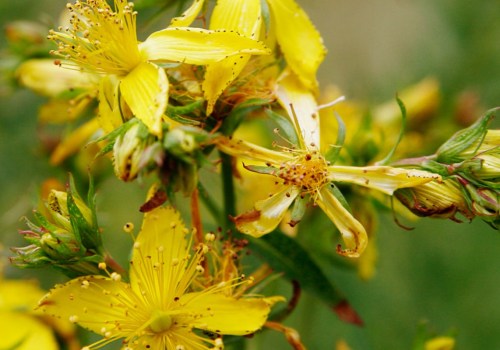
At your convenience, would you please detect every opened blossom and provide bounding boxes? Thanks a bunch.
[48,0,270,136]
[171,0,326,114]
[39,207,278,349]
[214,80,441,257]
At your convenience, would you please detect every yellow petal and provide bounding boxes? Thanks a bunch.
[267,0,326,90]
[130,207,195,307]
[38,275,146,336]
[50,118,101,165]
[170,0,206,27]
[276,71,321,148]
[120,62,168,137]
[16,59,97,97]
[141,27,270,65]
[203,56,252,115]
[329,165,441,195]
[316,187,367,258]
[214,136,293,163]
[235,186,299,237]
[98,75,125,133]
[0,312,58,350]
[203,0,262,114]
[180,293,273,335]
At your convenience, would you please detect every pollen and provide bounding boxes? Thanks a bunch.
[276,151,329,195]
[123,222,134,233]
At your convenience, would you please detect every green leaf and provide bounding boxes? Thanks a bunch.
[376,95,407,165]
[265,108,299,146]
[93,118,139,157]
[248,231,363,325]
[437,107,498,163]
[167,99,204,119]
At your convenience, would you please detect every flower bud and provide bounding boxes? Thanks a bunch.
[436,108,497,163]
[11,175,105,276]
[113,121,161,181]
[47,190,93,232]
[163,126,210,162]
[395,178,473,220]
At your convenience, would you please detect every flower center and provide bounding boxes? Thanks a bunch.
[48,0,142,76]
[277,152,329,193]
[149,310,173,334]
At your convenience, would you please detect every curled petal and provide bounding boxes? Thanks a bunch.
[267,0,326,90]
[180,293,278,335]
[120,62,168,136]
[234,186,299,237]
[170,0,206,27]
[316,187,367,258]
[214,136,293,163]
[141,27,270,65]
[328,165,441,195]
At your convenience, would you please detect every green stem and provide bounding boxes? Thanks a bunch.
[220,151,236,232]
[197,182,223,224]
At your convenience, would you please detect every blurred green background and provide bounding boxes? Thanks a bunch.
[1,1,499,349]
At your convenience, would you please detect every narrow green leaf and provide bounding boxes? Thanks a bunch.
[376,96,407,165]
[248,231,362,325]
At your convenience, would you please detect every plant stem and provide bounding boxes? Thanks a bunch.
[220,151,236,232]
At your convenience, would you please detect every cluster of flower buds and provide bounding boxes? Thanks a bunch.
[394,108,499,227]
[110,118,214,195]
[11,176,105,277]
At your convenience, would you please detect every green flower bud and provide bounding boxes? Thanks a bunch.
[11,175,107,276]
[113,121,161,181]
[163,126,210,163]
[436,108,497,163]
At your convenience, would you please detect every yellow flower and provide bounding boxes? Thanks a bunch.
[174,0,326,114]
[214,78,440,257]
[0,278,77,350]
[39,207,277,349]
[48,0,270,136]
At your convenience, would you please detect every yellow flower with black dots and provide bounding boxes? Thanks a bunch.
[39,207,278,349]
[214,77,440,257]
[48,0,270,136]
